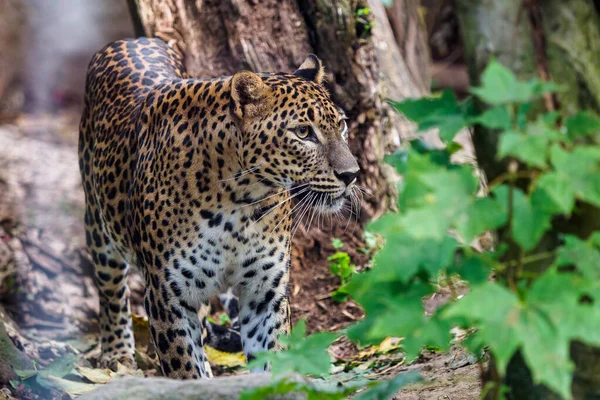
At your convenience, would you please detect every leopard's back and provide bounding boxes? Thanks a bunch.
[79,38,188,255]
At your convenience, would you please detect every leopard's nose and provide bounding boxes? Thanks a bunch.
[334,169,359,186]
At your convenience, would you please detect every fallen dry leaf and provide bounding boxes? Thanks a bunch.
[378,337,402,354]
[37,376,97,396]
[75,366,112,384]
[205,346,246,368]
[131,314,151,350]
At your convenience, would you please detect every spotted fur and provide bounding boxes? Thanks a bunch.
[79,37,359,379]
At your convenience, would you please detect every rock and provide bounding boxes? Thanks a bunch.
[79,373,307,400]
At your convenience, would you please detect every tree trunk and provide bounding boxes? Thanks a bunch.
[130,0,428,329]
[455,0,600,398]
[385,0,431,94]
[0,0,26,119]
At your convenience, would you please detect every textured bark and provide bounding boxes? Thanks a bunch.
[131,0,428,300]
[0,0,26,117]
[540,0,600,115]
[456,1,600,399]
[385,0,431,94]
[80,374,306,400]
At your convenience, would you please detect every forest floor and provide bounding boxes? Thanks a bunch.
[0,112,482,400]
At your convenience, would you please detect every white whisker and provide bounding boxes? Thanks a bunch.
[255,186,311,229]
[267,189,313,239]
[228,183,310,212]
[291,193,314,241]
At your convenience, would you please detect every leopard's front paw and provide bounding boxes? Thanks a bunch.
[99,350,137,372]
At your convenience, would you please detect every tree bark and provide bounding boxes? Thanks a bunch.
[455,0,600,398]
[130,0,428,328]
[0,0,26,118]
[385,0,431,94]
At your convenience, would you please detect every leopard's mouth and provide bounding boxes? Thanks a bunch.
[290,186,346,214]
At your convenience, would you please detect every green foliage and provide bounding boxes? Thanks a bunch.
[355,7,374,36]
[219,313,231,326]
[390,89,474,142]
[331,238,344,250]
[240,378,346,400]
[328,252,355,283]
[328,239,357,302]
[469,60,559,105]
[352,371,421,400]
[14,354,79,394]
[564,111,600,139]
[248,320,337,378]
[240,371,420,400]
[349,59,600,399]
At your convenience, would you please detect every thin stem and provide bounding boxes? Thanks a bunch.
[487,170,539,190]
[506,250,556,268]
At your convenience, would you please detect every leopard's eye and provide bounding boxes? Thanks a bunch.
[294,125,312,139]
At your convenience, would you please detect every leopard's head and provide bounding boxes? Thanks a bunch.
[230,55,360,214]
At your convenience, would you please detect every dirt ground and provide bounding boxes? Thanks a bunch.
[0,112,481,399]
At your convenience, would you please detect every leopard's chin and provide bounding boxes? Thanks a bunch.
[316,194,346,214]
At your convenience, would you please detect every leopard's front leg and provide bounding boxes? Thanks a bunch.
[238,254,291,367]
[144,277,213,379]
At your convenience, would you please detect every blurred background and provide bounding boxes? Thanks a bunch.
[0,0,468,117]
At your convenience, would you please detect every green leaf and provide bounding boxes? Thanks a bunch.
[36,376,97,397]
[455,185,509,244]
[446,141,463,154]
[532,172,575,215]
[240,378,347,400]
[13,368,38,380]
[248,320,337,377]
[331,238,344,249]
[390,89,470,142]
[527,115,563,142]
[347,281,431,347]
[219,313,231,326]
[399,312,454,362]
[370,234,457,282]
[550,144,600,207]
[346,278,454,361]
[470,60,558,105]
[472,106,511,130]
[565,111,600,139]
[510,188,553,251]
[39,354,77,379]
[514,307,573,399]
[396,162,478,240]
[328,252,354,280]
[352,371,421,400]
[450,251,493,284]
[554,234,600,280]
[331,289,349,303]
[497,131,548,168]
[383,149,408,174]
[444,282,521,372]
[446,277,581,399]
[527,271,600,347]
[516,103,532,131]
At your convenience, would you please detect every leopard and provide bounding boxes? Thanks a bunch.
[78,37,359,379]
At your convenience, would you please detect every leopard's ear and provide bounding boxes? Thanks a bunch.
[230,71,272,120]
[293,54,324,85]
